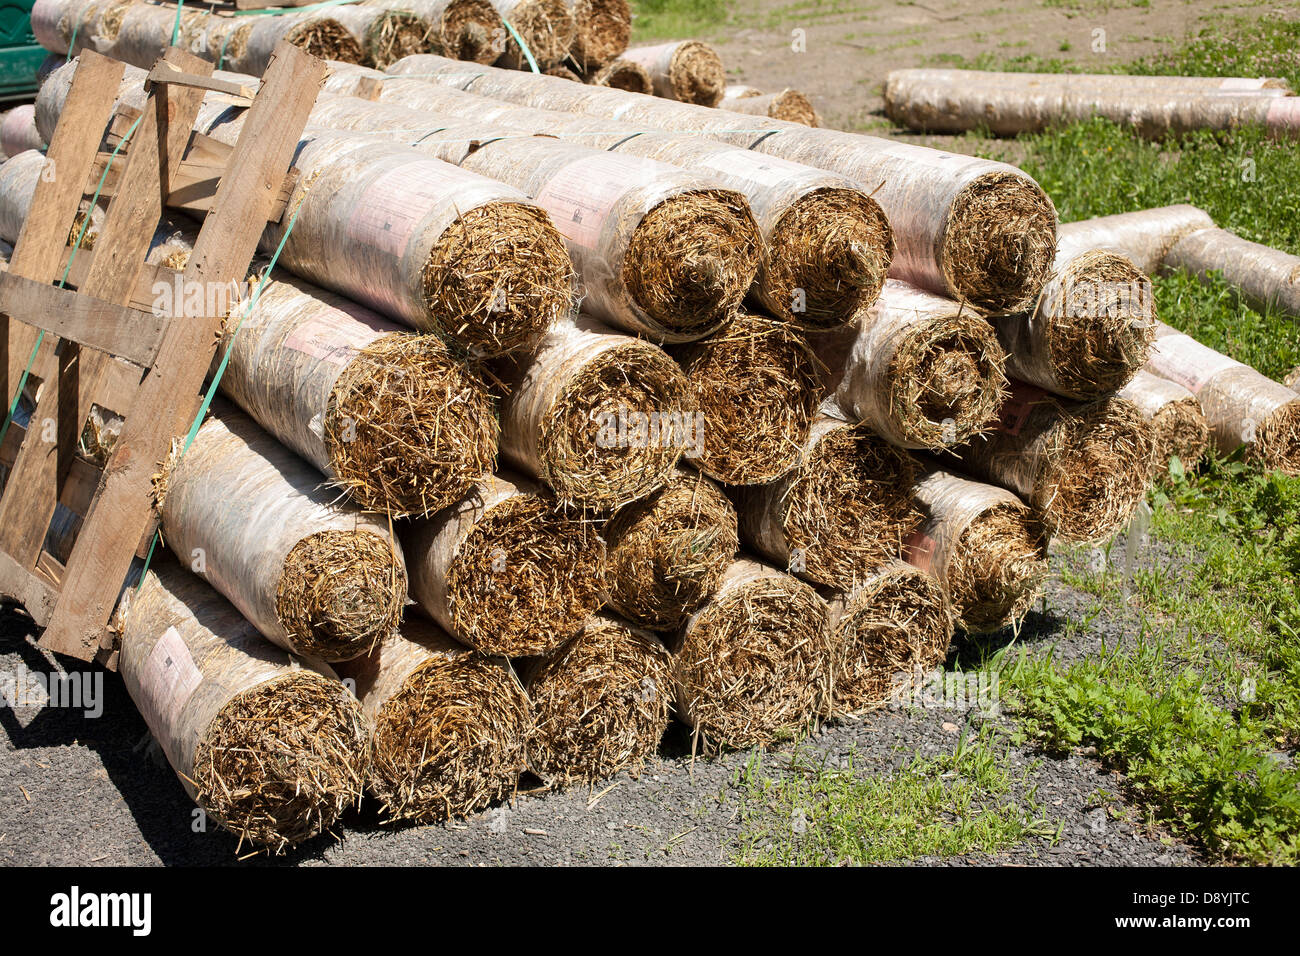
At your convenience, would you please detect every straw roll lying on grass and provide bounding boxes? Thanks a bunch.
[622,40,725,105]
[721,85,819,126]
[118,559,369,852]
[603,469,738,631]
[1117,370,1210,471]
[673,558,832,750]
[736,416,923,590]
[403,472,606,656]
[826,561,953,716]
[906,466,1048,633]
[335,619,530,822]
[525,613,673,783]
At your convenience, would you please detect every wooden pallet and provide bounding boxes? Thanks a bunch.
[0,43,324,668]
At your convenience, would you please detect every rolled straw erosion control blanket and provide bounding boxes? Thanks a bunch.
[811,279,1007,448]
[1117,369,1210,471]
[721,85,819,126]
[331,5,432,69]
[994,247,1155,399]
[118,558,369,852]
[825,560,953,716]
[384,54,1059,312]
[883,69,1300,138]
[1164,227,1300,319]
[364,0,507,63]
[334,618,530,822]
[905,466,1048,633]
[562,0,628,72]
[735,415,923,590]
[672,558,832,750]
[489,0,575,70]
[402,471,607,655]
[1055,205,1216,275]
[0,106,42,159]
[158,406,407,662]
[332,70,893,330]
[498,317,689,509]
[305,93,761,343]
[143,227,499,518]
[1145,321,1300,474]
[621,40,724,106]
[584,57,650,93]
[671,313,821,486]
[603,468,738,631]
[524,612,673,783]
[952,380,1153,543]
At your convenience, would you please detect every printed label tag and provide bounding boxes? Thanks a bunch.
[345,159,468,258]
[534,153,662,249]
[136,626,202,735]
[283,308,392,366]
[695,148,807,189]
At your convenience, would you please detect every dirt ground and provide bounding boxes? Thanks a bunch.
[700,0,1275,131]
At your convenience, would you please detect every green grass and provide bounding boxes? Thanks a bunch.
[733,731,1058,865]
[630,0,734,41]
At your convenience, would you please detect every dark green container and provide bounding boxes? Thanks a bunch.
[0,0,47,104]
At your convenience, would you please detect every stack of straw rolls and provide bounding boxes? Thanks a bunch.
[0,106,42,159]
[562,0,629,72]
[602,469,738,631]
[584,57,651,93]
[1117,370,1210,470]
[498,317,689,509]
[1054,205,1216,275]
[30,0,366,73]
[673,558,832,749]
[330,69,894,329]
[524,613,673,783]
[0,149,102,252]
[721,85,819,126]
[118,558,369,852]
[951,380,1154,543]
[331,5,432,69]
[825,561,953,716]
[735,415,923,590]
[384,54,1059,313]
[905,467,1048,633]
[882,68,1300,139]
[1164,227,1300,319]
[621,40,724,106]
[139,223,499,518]
[363,0,508,63]
[304,92,762,343]
[1145,321,1300,474]
[994,247,1155,398]
[36,60,576,357]
[334,619,531,821]
[671,313,822,486]
[489,0,576,70]
[810,279,1008,448]
[402,471,607,656]
[158,406,407,663]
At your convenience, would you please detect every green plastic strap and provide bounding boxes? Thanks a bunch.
[501,19,540,74]
[216,22,236,70]
[0,112,147,454]
[65,10,86,62]
[171,0,185,45]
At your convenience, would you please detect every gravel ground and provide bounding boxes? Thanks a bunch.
[0,543,1204,867]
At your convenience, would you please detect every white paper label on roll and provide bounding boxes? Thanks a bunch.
[346,159,473,257]
[534,153,664,249]
[284,308,391,365]
[694,148,808,189]
[136,626,202,736]
[1148,333,1244,394]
